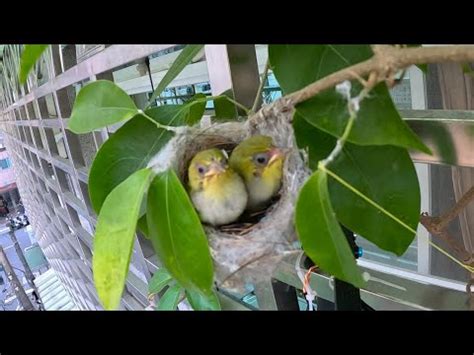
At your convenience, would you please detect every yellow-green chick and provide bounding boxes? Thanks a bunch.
[188,148,248,226]
[229,135,285,211]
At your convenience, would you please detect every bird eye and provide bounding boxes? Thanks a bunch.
[197,166,206,175]
[255,153,268,165]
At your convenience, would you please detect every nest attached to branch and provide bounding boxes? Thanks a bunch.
[148,105,311,294]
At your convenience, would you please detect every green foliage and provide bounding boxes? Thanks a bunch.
[93,168,154,310]
[295,169,365,288]
[269,44,431,154]
[156,284,183,310]
[185,289,221,310]
[147,45,204,107]
[294,114,421,255]
[271,45,427,287]
[77,43,438,304]
[146,169,214,296]
[68,80,139,134]
[19,45,49,85]
[88,114,174,213]
[145,93,207,126]
[148,268,173,295]
[148,267,221,310]
[213,89,238,119]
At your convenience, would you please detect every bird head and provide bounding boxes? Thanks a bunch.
[188,148,232,192]
[229,135,285,184]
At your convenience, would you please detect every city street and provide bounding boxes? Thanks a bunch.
[0,224,36,310]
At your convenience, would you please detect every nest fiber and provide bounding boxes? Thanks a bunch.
[148,106,311,293]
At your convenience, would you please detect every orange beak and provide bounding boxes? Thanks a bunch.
[268,147,284,166]
[204,161,226,178]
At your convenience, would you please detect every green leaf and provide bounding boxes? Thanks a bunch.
[137,214,149,238]
[147,169,214,295]
[147,45,204,107]
[68,80,138,134]
[269,45,430,154]
[156,284,183,310]
[294,114,420,255]
[148,268,173,294]
[88,114,174,213]
[145,93,207,127]
[93,168,154,310]
[295,169,365,288]
[186,289,221,310]
[19,45,49,84]
[213,89,238,120]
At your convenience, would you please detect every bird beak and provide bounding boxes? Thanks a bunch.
[205,161,227,177]
[268,147,284,166]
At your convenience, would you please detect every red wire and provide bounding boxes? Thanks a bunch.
[303,266,317,294]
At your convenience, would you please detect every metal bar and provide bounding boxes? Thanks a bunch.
[4,45,177,113]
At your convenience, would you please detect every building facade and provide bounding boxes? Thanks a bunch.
[0,45,472,310]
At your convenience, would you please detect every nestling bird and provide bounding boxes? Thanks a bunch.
[188,148,248,226]
[229,135,285,211]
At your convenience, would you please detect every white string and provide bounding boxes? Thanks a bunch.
[295,251,317,311]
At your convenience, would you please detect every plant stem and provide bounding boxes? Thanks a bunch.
[140,111,180,132]
[321,74,377,167]
[320,109,356,167]
[224,97,251,115]
[251,59,270,114]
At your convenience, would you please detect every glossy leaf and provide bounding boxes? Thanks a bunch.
[93,168,154,310]
[19,45,48,84]
[295,169,365,288]
[269,45,430,154]
[147,169,214,295]
[136,214,149,238]
[147,45,204,107]
[294,114,420,255]
[68,80,138,134]
[156,284,183,310]
[88,114,174,213]
[185,289,221,310]
[145,93,207,127]
[148,268,173,294]
[213,89,238,120]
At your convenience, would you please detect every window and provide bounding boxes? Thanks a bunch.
[0,158,12,169]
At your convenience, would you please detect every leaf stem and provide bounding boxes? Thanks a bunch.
[321,74,376,167]
[140,111,181,133]
[225,97,251,115]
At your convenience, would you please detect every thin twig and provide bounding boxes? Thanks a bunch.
[321,72,378,167]
[251,58,270,114]
[419,185,474,265]
[420,213,472,263]
[437,186,474,231]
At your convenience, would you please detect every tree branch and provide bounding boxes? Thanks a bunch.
[257,45,474,116]
[420,185,474,265]
[438,185,474,231]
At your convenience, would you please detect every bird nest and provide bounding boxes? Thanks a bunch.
[148,106,311,294]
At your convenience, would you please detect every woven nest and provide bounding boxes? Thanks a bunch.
[147,106,311,294]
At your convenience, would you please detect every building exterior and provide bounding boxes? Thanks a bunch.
[0,45,472,310]
[0,143,21,210]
